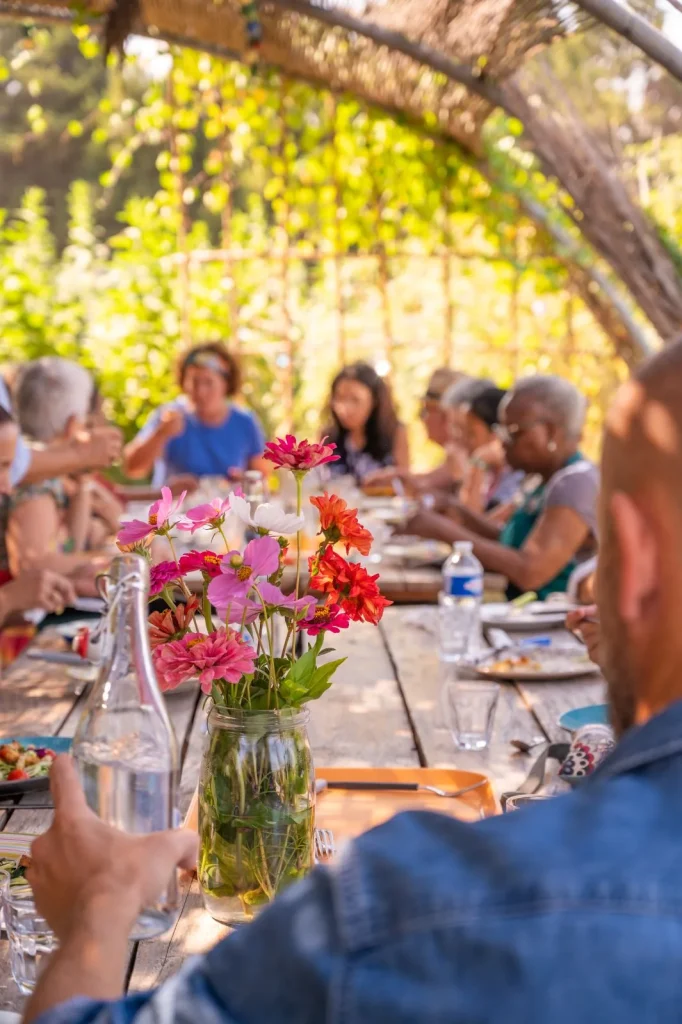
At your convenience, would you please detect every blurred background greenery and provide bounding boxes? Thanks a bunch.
[0,20,679,467]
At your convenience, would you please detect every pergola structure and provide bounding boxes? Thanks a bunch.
[1,0,682,367]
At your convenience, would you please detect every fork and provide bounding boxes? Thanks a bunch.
[314,827,336,860]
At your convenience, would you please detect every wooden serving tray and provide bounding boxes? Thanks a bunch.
[184,766,496,856]
[315,766,496,855]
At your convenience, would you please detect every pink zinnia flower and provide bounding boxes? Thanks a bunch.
[302,602,351,637]
[263,434,339,473]
[177,496,231,533]
[117,486,187,546]
[207,535,280,606]
[153,629,257,694]
[149,560,182,596]
[178,550,223,579]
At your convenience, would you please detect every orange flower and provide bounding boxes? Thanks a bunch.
[309,493,373,556]
[148,597,200,648]
[309,549,391,625]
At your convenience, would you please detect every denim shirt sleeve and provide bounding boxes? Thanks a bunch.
[33,867,345,1024]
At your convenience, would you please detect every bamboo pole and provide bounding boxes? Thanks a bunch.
[278,81,295,432]
[330,95,346,367]
[166,66,191,347]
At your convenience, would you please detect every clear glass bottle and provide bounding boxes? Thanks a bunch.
[71,553,180,940]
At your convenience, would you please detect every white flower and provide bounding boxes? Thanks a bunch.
[230,493,305,536]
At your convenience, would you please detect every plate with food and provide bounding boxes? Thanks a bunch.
[382,536,450,567]
[474,647,598,682]
[0,833,33,884]
[0,737,70,796]
[481,600,575,632]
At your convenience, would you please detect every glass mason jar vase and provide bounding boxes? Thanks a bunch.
[198,705,315,925]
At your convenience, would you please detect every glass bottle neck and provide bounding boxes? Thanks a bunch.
[99,574,163,710]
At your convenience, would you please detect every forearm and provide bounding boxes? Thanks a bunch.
[447,502,502,541]
[67,494,93,554]
[124,431,167,479]
[22,443,85,486]
[24,900,132,1024]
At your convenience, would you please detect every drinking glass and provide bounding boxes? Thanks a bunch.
[3,886,57,994]
[442,678,499,751]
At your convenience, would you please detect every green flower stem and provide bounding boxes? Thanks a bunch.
[291,471,304,662]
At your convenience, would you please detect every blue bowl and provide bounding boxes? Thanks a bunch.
[559,705,609,734]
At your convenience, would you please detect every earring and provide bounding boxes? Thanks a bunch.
[548,441,557,452]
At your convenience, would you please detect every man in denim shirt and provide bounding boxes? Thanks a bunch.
[24,341,682,1023]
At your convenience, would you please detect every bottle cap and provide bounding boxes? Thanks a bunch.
[454,541,474,554]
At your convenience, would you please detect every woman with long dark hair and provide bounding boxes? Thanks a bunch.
[325,362,409,483]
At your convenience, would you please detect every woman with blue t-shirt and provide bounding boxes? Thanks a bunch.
[124,343,267,485]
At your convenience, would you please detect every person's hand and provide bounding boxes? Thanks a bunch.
[566,605,601,667]
[0,569,76,618]
[27,757,198,942]
[472,437,505,471]
[76,426,123,471]
[167,473,199,495]
[159,408,185,440]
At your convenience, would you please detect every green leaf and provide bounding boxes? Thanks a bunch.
[302,658,346,703]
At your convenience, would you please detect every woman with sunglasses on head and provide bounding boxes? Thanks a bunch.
[325,362,409,484]
[409,375,598,599]
[124,343,268,484]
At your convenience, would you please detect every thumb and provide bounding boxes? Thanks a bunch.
[143,828,198,873]
[50,755,89,818]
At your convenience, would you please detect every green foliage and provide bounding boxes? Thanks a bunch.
[0,29,637,458]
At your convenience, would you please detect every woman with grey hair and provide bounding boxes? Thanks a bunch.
[5,358,105,591]
[410,374,599,599]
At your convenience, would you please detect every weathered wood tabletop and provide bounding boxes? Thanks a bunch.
[0,605,604,1009]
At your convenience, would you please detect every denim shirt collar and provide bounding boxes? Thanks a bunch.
[592,698,682,782]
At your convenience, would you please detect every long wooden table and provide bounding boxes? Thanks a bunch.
[0,606,604,1009]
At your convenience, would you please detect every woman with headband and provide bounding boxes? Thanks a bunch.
[124,343,268,484]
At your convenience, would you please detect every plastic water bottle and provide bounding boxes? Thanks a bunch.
[72,554,179,940]
[439,541,483,663]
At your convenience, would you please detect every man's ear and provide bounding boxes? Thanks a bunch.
[610,491,657,624]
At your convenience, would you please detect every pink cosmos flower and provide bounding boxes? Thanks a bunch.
[117,487,187,546]
[302,602,351,637]
[178,550,223,579]
[263,434,339,473]
[207,535,280,607]
[153,629,257,694]
[177,496,231,533]
[149,560,182,596]
[256,582,316,619]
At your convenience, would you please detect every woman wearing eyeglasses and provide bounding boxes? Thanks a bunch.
[409,375,599,599]
[124,343,269,484]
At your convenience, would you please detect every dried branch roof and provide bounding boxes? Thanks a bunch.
[0,0,587,152]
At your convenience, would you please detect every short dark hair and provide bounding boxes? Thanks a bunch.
[177,342,241,397]
[469,386,507,429]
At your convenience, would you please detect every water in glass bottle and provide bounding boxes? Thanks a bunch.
[71,554,180,940]
[439,541,483,663]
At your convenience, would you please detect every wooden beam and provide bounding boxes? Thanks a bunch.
[573,0,682,84]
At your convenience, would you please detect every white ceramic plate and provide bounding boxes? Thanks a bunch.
[474,647,598,682]
[481,601,574,632]
[52,618,98,641]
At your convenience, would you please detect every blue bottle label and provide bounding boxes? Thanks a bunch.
[445,574,483,598]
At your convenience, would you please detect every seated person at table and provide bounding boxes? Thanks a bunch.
[123,342,268,485]
[457,384,524,515]
[0,372,123,492]
[408,375,598,599]
[326,361,409,483]
[26,339,682,1024]
[366,366,466,495]
[0,406,76,624]
[7,358,107,596]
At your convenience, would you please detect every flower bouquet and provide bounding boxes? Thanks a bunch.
[117,435,390,923]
